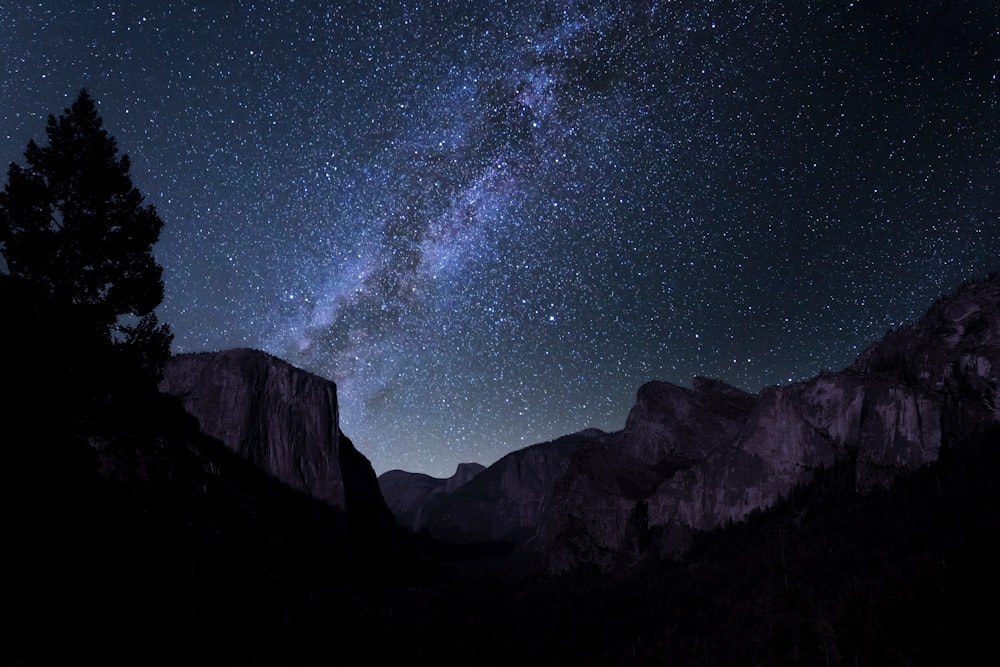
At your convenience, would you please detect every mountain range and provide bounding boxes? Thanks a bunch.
[377,271,1000,572]
[149,271,1000,575]
[10,271,997,664]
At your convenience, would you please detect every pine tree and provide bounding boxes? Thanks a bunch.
[0,89,172,432]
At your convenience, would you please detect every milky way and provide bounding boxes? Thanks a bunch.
[3,1,998,476]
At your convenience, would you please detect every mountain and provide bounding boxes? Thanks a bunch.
[417,429,615,547]
[160,348,403,557]
[389,378,762,564]
[378,462,485,531]
[8,277,998,664]
[622,377,758,465]
[649,271,1000,533]
[400,272,1000,572]
[9,358,415,663]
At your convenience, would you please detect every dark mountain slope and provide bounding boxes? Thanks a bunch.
[4,394,419,664]
[160,348,404,557]
[391,272,1000,573]
[378,462,485,531]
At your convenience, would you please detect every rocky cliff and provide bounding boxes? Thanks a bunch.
[536,380,758,572]
[850,275,1000,441]
[416,430,613,545]
[622,377,757,466]
[403,272,1000,572]
[378,462,485,531]
[160,348,400,547]
[647,372,943,536]
[655,274,1000,533]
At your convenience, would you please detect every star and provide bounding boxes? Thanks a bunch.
[2,1,998,477]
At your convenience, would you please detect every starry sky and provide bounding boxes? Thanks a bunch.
[3,1,998,477]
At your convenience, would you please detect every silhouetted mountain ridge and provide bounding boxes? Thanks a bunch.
[7,274,999,664]
[384,271,1000,573]
[378,462,485,529]
[160,348,406,559]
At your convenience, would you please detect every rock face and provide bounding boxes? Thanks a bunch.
[405,272,1000,572]
[623,377,757,466]
[160,349,399,544]
[648,372,944,535]
[445,462,486,493]
[850,275,1000,442]
[538,441,663,573]
[378,462,485,531]
[418,430,612,545]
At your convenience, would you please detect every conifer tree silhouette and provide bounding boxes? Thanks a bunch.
[0,89,172,440]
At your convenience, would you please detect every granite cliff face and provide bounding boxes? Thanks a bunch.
[415,430,612,545]
[656,274,1000,532]
[623,377,757,466]
[400,272,1000,572]
[378,462,485,531]
[160,349,399,545]
[850,275,1000,441]
[648,372,943,535]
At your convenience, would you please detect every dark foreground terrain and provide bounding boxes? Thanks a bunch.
[5,393,998,666]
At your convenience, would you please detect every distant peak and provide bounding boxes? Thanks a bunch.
[454,462,486,475]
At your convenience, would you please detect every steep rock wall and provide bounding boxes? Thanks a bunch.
[160,349,387,520]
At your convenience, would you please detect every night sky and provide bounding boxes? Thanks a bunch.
[3,1,998,477]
